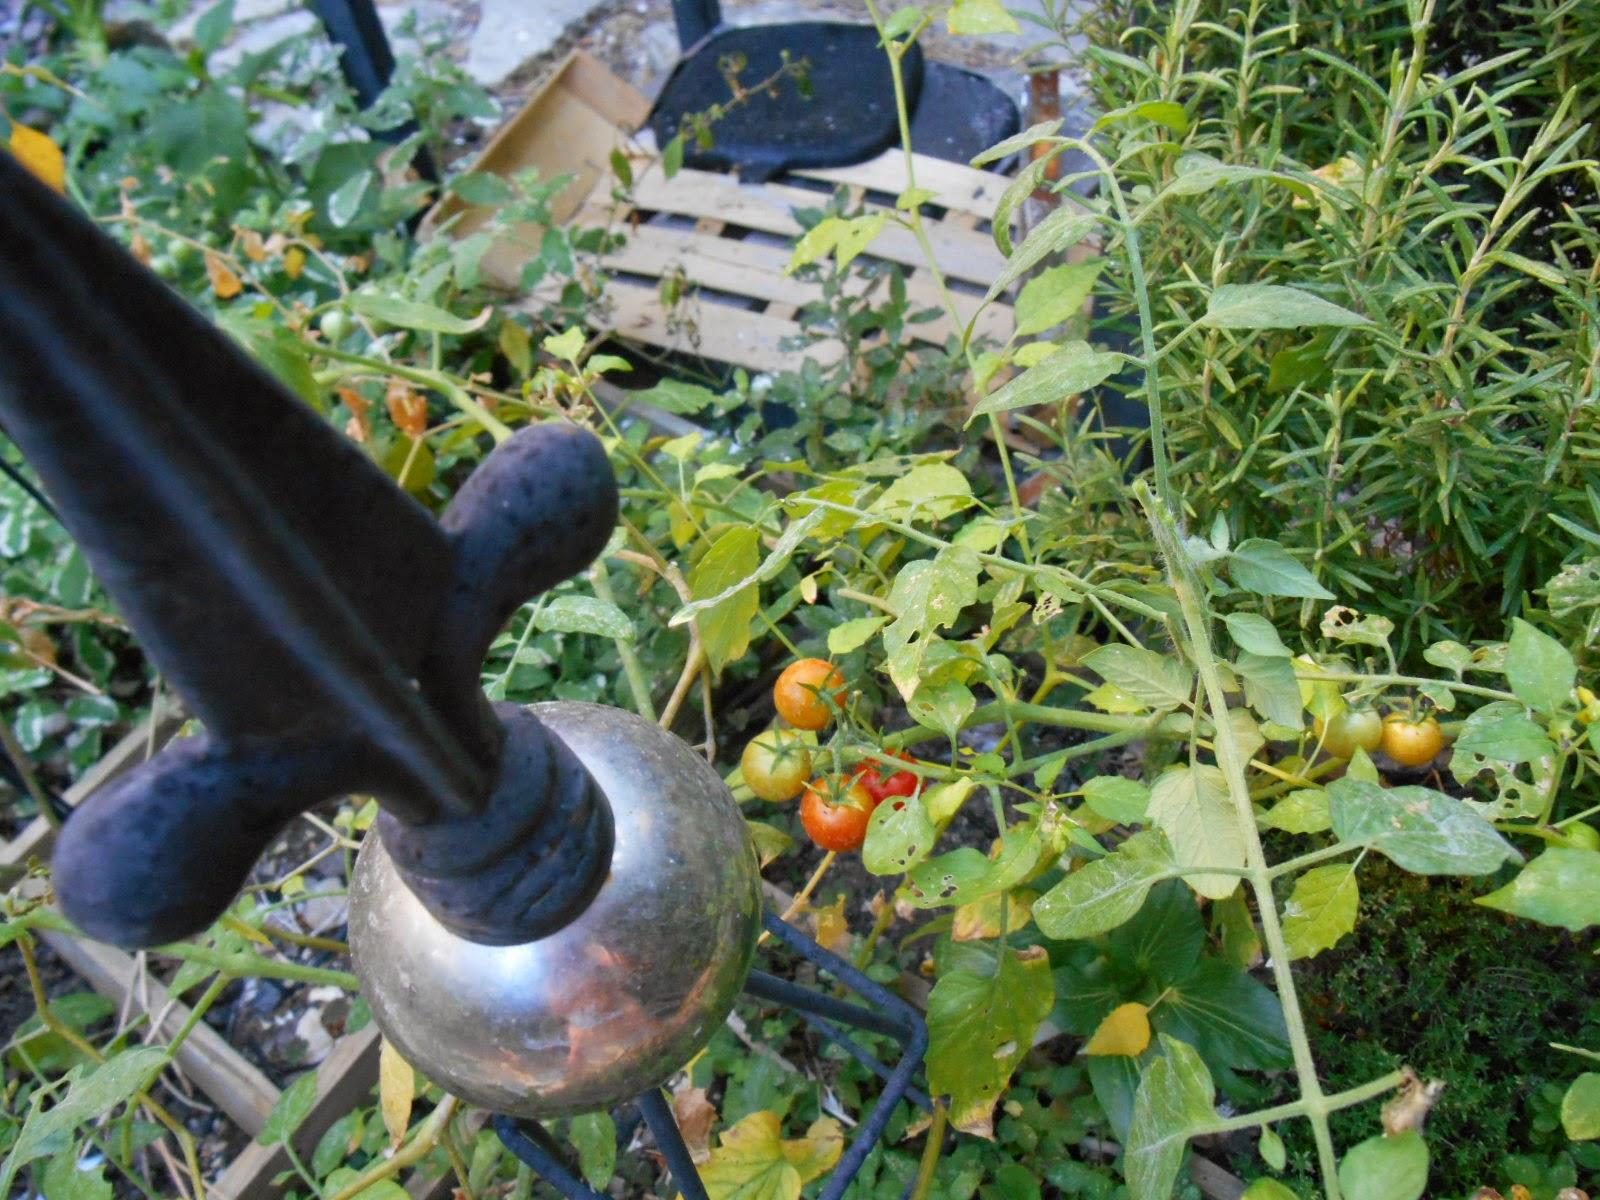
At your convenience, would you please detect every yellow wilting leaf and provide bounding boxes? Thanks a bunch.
[953,889,1034,942]
[811,893,851,954]
[205,251,243,299]
[238,229,268,262]
[378,1037,414,1150]
[283,246,306,279]
[130,232,152,265]
[1083,1002,1151,1057]
[7,124,65,192]
[689,1112,843,1200]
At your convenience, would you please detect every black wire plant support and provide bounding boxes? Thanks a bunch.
[495,911,931,1200]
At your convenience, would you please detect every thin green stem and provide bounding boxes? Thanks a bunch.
[319,346,512,443]
[908,1099,949,1200]
[592,561,657,721]
[1142,483,1345,1198]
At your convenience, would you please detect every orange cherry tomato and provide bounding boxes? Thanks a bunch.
[1381,714,1446,768]
[773,659,845,731]
[800,779,875,852]
[740,729,812,803]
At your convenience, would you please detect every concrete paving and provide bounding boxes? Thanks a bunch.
[462,0,609,87]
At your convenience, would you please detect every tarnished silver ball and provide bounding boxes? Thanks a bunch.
[349,702,762,1118]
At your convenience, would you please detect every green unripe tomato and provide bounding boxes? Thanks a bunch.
[169,240,197,268]
[740,729,812,803]
[319,310,354,345]
[148,254,177,280]
[1316,708,1384,759]
[1561,822,1600,852]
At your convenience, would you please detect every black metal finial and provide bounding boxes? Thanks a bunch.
[0,151,617,948]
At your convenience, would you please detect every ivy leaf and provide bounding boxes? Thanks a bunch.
[1125,1036,1217,1200]
[697,1111,843,1200]
[968,342,1126,421]
[1281,863,1359,959]
[1033,830,1175,938]
[1147,765,1245,900]
[1327,779,1518,875]
[1475,848,1600,931]
[1202,284,1371,331]
[927,946,1054,1137]
[1084,1002,1152,1057]
[1083,644,1192,710]
[1337,1132,1428,1200]
[1155,960,1291,1070]
[1227,539,1333,600]
[535,595,634,641]
[689,527,761,673]
[1505,618,1576,716]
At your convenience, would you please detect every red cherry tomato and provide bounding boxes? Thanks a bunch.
[859,751,920,806]
[800,779,876,852]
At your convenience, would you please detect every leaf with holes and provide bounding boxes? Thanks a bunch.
[1083,644,1192,710]
[1450,701,1559,820]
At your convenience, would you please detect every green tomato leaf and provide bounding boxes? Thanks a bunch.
[1243,1181,1300,1200]
[969,342,1126,421]
[688,526,761,673]
[535,595,634,641]
[882,546,980,701]
[1033,830,1175,938]
[1450,701,1560,821]
[927,946,1053,1137]
[1327,779,1519,875]
[1224,613,1291,657]
[1083,644,1192,710]
[828,616,887,655]
[1092,100,1190,136]
[907,677,976,739]
[1147,765,1245,900]
[1475,847,1600,931]
[871,463,974,523]
[259,1068,320,1146]
[1259,788,1331,835]
[346,292,492,335]
[946,0,1021,36]
[980,206,1097,304]
[1080,775,1152,823]
[1337,1132,1428,1200]
[1125,1036,1217,1200]
[1282,863,1359,959]
[1228,539,1334,600]
[1505,618,1576,716]
[1014,261,1102,337]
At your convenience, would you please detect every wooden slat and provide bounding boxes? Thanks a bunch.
[517,280,844,375]
[589,221,1013,347]
[41,931,281,1136]
[628,168,1006,285]
[211,1027,381,1200]
[794,149,1008,220]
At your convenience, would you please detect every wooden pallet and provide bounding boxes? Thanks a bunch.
[426,52,1027,374]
